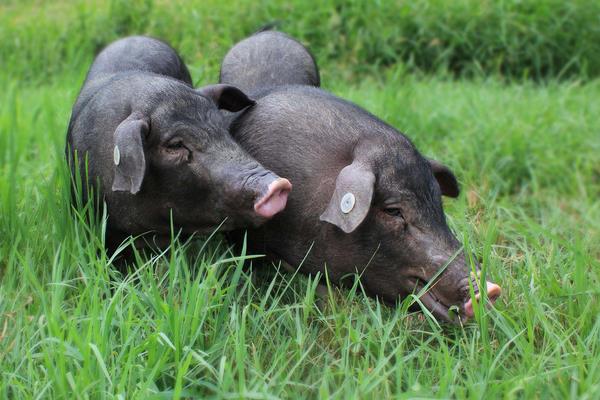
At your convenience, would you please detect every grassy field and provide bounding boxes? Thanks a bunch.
[1,1,600,399]
[3,0,600,82]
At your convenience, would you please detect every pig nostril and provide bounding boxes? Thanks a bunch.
[463,281,502,318]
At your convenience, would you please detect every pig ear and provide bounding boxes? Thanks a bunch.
[319,162,375,233]
[112,112,149,194]
[197,84,255,112]
[428,159,460,198]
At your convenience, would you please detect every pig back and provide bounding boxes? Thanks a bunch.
[85,36,192,86]
[220,31,320,95]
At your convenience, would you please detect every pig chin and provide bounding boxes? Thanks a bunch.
[403,277,465,324]
[367,279,461,323]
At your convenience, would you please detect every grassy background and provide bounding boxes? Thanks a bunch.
[3,0,600,83]
[1,0,600,398]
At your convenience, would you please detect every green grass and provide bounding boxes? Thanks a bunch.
[1,1,600,398]
[2,0,600,83]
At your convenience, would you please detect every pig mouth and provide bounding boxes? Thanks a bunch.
[408,278,468,324]
[407,277,502,323]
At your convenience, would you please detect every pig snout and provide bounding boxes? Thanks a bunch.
[464,280,502,318]
[219,159,292,224]
[253,178,292,218]
[420,252,502,322]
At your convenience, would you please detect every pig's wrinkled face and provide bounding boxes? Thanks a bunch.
[320,142,500,323]
[110,85,291,233]
[366,153,474,321]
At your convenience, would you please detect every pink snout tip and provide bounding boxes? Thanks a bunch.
[254,178,292,218]
[464,281,502,318]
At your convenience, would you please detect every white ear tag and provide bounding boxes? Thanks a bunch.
[113,145,121,166]
[340,192,355,214]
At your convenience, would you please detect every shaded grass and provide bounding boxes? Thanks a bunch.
[1,67,599,397]
[2,0,600,84]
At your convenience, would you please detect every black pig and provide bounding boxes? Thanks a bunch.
[67,36,291,253]
[221,33,500,322]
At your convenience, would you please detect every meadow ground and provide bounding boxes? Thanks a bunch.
[1,1,599,399]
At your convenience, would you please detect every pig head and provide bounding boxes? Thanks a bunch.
[66,36,291,254]
[230,86,500,322]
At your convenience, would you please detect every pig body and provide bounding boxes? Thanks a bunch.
[67,36,291,253]
[220,30,320,94]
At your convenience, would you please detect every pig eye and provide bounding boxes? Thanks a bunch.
[382,207,408,230]
[384,208,404,218]
[163,139,191,162]
[165,140,184,150]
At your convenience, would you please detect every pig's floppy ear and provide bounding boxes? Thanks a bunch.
[112,112,149,194]
[320,162,375,233]
[197,84,255,112]
[428,159,460,198]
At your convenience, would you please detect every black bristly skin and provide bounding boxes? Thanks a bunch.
[220,30,320,96]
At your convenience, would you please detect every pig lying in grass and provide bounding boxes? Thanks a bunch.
[221,30,501,322]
